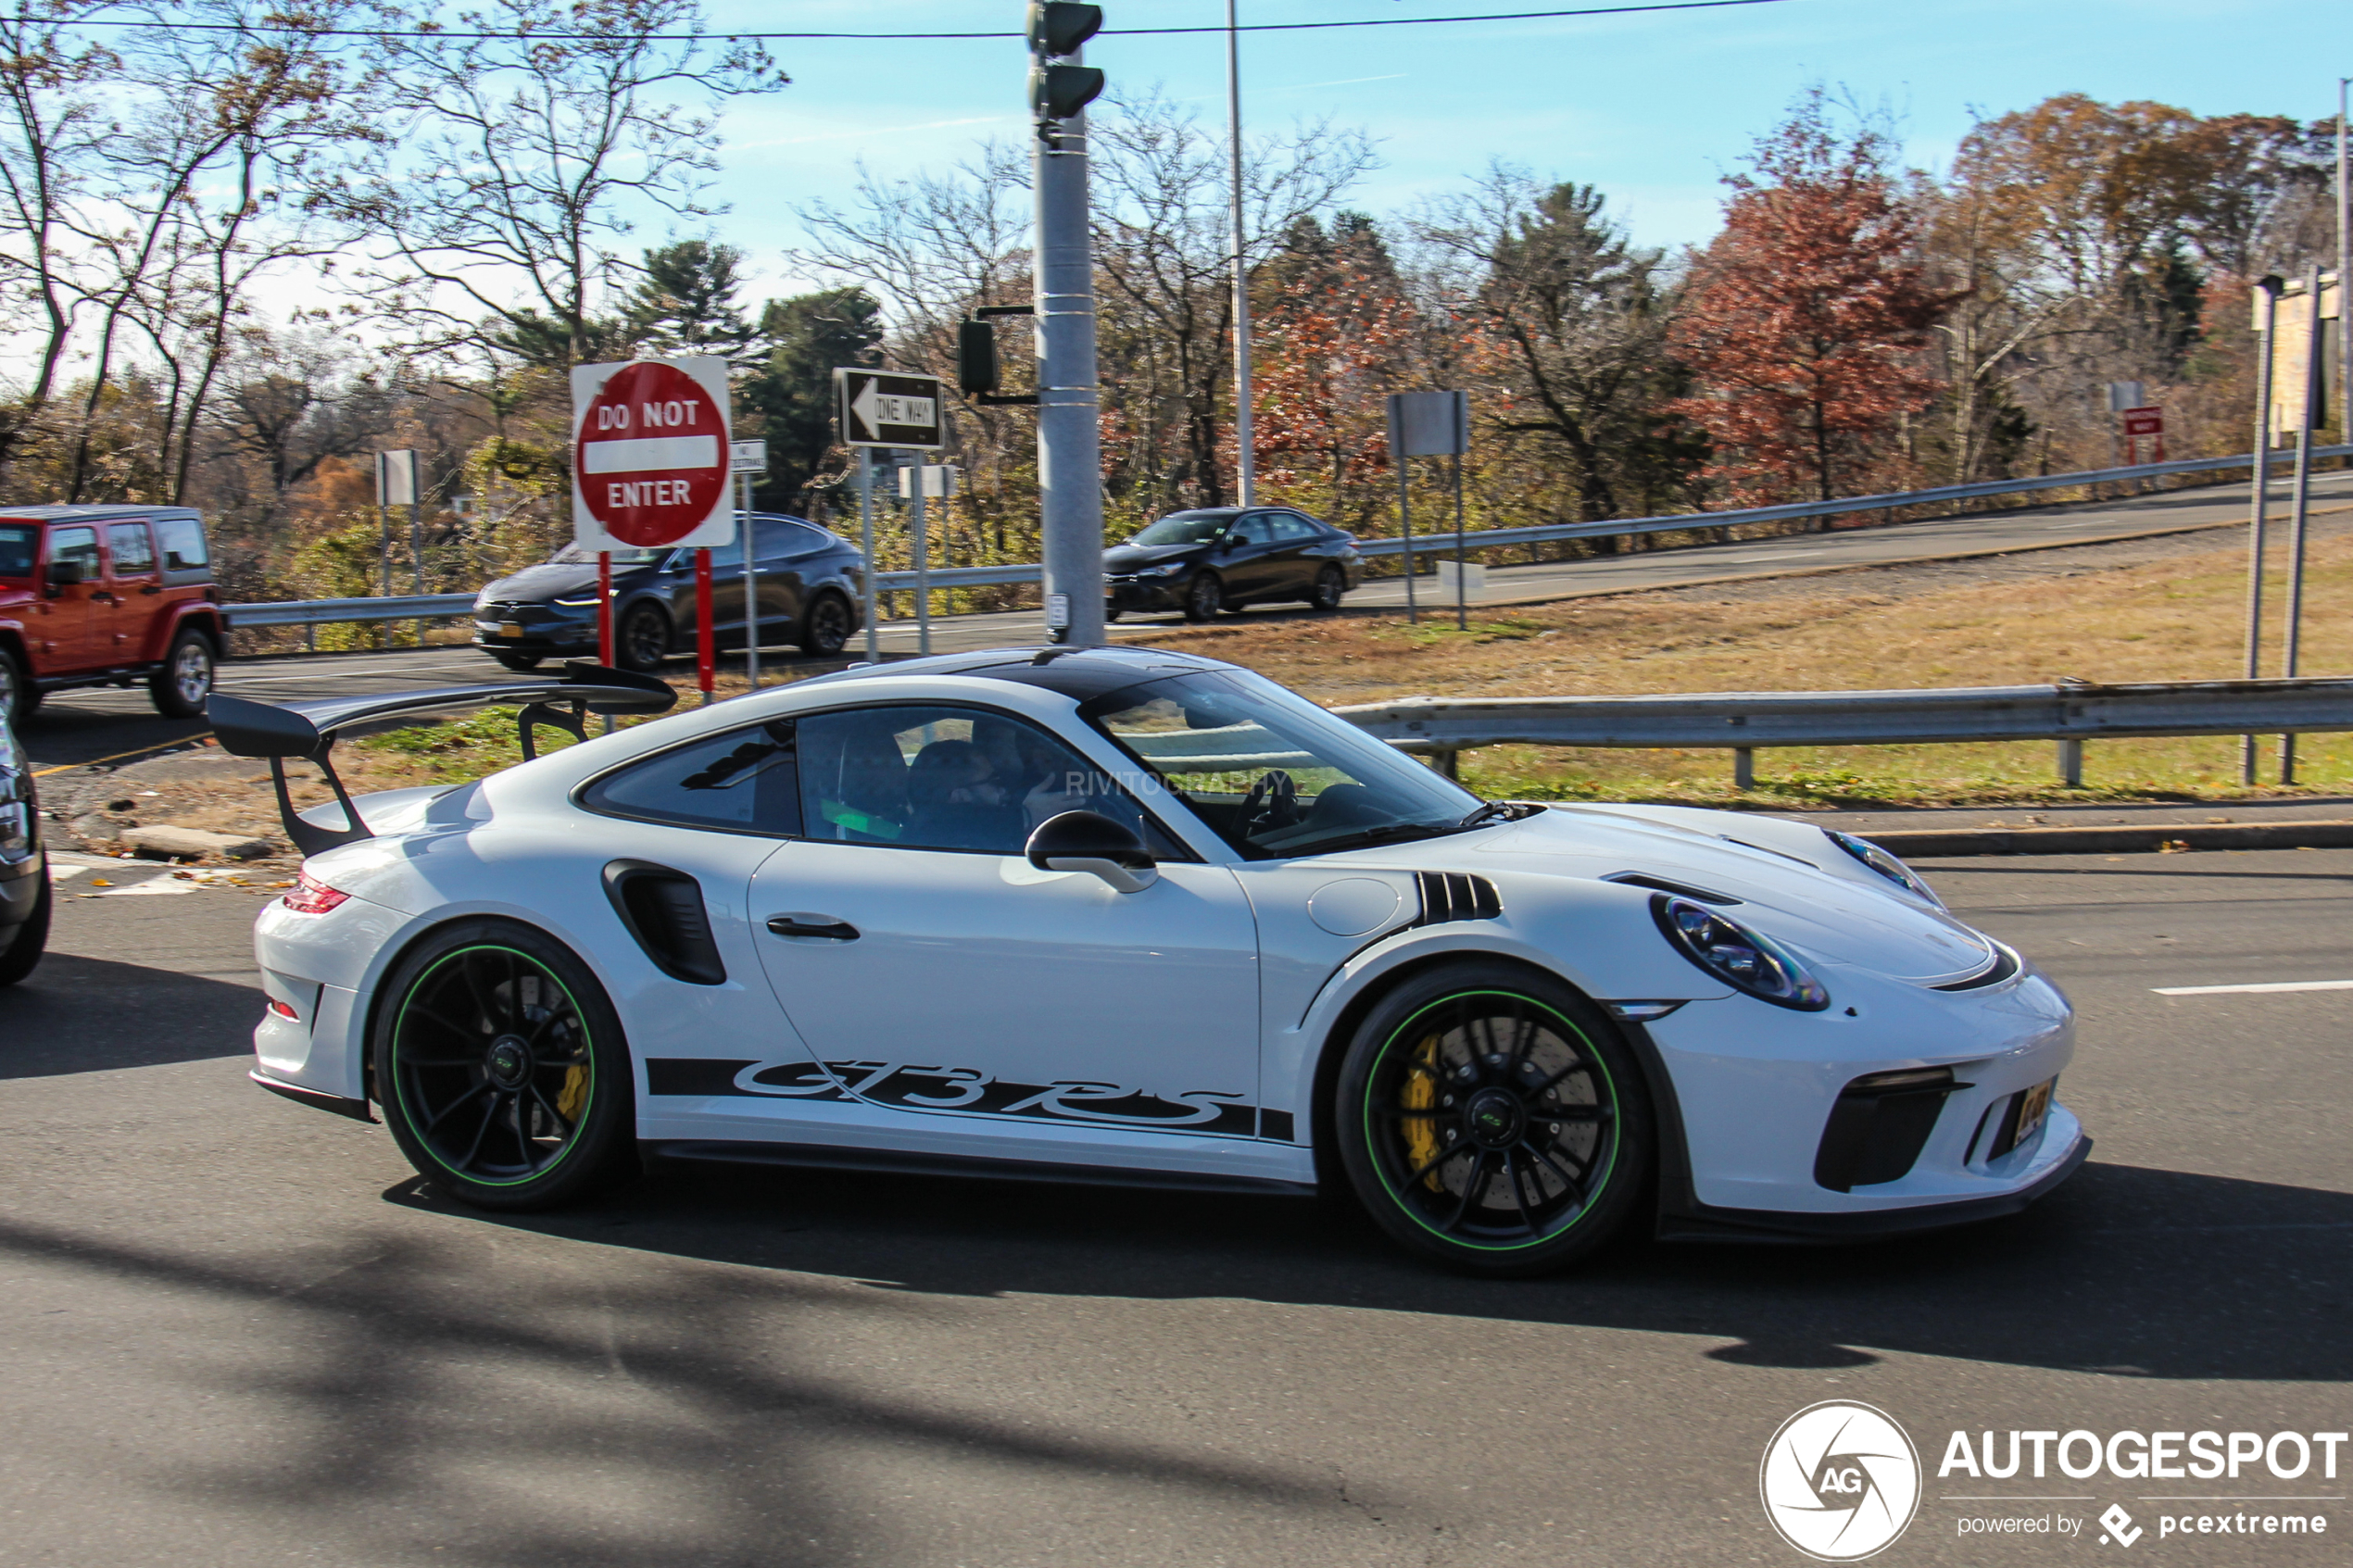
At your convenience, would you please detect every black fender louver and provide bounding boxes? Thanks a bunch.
[1413,871,1502,925]
[602,860,727,985]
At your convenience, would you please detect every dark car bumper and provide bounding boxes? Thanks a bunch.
[472,603,600,658]
[1105,574,1189,611]
[0,850,44,936]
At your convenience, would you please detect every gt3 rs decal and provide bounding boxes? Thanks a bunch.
[645,1057,1287,1140]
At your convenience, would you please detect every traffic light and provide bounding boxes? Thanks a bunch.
[1027,2,1103,123]
[957,320,1000,395]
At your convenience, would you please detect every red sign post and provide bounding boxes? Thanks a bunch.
[2121,405,2165,465]
[569,357,735,695]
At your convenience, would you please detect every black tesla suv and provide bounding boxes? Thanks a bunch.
[1103,506,1363,622]
[472,514,865,671]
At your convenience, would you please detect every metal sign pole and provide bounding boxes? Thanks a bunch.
[911,467,931,657]
[2281,268,2325,784]
[741,470,758,691]
[859,451,878,660]
[695,547,714,705]
[2243,277,2282,784]
[409,495,425,646]
[1453,446,1467,632]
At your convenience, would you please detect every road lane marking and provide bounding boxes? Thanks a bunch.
[2152,979,2353,996]
[31,735,212,776]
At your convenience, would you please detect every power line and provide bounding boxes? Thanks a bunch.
[7,0,1798,45]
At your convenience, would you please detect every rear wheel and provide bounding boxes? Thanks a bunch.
[615,602,671,671]
[1182,571,1224,622]
[0,872,50,987]
[491,651,543,672]
[0,646,36,725]
[796,591,853,657]
[1309,565,1345,612]
[1334,961,1652,1276]
[148,628,215,719]
[373,919,635,1210]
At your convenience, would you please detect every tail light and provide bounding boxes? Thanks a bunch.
[282,872,350,915]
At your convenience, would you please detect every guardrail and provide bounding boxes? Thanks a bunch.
[222,443,2350,632]
[1332,676,2353,786]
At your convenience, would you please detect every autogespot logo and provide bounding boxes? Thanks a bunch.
[1761,1400,1924,1561]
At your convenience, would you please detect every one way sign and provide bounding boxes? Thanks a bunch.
[836,368,945,449]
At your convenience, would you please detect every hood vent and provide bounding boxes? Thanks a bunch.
[1602,871,1743,906]
[1414,871,1501,926]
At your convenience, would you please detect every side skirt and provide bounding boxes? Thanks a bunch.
[640,1138,1318,1199]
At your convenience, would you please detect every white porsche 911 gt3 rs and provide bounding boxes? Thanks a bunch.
[215,646,2086,1275]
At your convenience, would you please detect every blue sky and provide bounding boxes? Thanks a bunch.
[707,0,2347,300]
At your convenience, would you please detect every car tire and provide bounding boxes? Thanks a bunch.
[615,602,672,672]
[148,628,216,719]
[0,646,37,725]
[1332,960,1653,1277]
[373,917,635,1211]
[0,872,51,988]
[796,590,853,658]
[1309,565,1345,612]
[492,651,543,673]
[1182,572,1224,622]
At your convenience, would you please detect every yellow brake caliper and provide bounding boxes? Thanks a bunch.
[1401,1035,1444,1190]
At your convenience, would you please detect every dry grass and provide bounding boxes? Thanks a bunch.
[1121,529,2353,807]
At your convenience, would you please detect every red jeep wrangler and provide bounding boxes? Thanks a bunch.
[0,507,226,724]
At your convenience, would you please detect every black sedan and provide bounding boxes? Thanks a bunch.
[472,514,864,672]
[1103,506,1363,622]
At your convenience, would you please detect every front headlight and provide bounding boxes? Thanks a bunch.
[0,764,30,862]
[1652,895,1830,1011]
[551,593,603,607]
[1824,828,1942,907]
[1141,561,1188,577]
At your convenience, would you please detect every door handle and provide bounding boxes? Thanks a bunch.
[766,913,860,941]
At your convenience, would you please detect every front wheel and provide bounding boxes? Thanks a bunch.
[1333,961,1652,1276]
[0,872,51,987]
[615,603,672,672]
[373,919,635,1210]
[1182,571,1224,622]
[149,629,215,719]
[796,591,853,657]
[0,646,36,725]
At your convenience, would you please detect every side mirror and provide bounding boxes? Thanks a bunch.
[44,558,82,593]
[1026,809,1158,894]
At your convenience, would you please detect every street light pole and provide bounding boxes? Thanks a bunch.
[1034,45,1106,647]
[1227,0,1255,507]
[2337,78,2348,446]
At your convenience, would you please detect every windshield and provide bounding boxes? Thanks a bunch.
[0,524,33,578]
[1127,511,1232,547]
[549,542,670,566]
[1080,670,1483,859]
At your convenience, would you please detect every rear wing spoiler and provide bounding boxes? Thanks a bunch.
[207,661,677,856]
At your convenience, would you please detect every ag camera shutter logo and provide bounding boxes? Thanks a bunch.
[1760,1400,1922,1561]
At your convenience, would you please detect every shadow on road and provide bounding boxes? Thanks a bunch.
[396,1155,2353,1386]
[0,952,258,1078]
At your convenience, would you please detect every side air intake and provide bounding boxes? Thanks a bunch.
[602,860,727,985]
[1414,871,1502,926]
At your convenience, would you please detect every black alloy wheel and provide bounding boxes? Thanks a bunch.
[0,646,34,725]
[492,651,543,672]
[0,872,51,987]
[1182,571,1224,622]
[148,629,215,719]
[373,919,633,1210]
[616,602,672,671]
[1309,564,1345,612]
[1334,961,1652,1276]
[797,591,853,657]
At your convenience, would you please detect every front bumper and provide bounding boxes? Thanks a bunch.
[1639,958,2086,1238]
[1106,573,1189,611]
[472,604,599,658]
[0,850,42,935]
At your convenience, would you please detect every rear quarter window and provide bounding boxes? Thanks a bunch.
[156,516,208,572]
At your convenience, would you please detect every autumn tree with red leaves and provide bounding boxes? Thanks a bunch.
[1671,93,1953,506]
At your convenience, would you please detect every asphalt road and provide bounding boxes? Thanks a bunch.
[20,469,2353,773]
[2,847,2346,1565]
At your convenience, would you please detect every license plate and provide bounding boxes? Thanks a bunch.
[498,621,524,638]
[2011,1077,2054,1146]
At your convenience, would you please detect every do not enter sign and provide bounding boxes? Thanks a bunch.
[569,357,736,550]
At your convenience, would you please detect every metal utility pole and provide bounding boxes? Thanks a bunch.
[2243,275,2283,784]
[1032,19,1107,647]
[2280,267,2325,784]
[741,470,759,691]
[1227,0,1255,506]
[2338,79,2348,446]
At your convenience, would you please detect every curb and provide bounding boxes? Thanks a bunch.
[1866,820,2353,858]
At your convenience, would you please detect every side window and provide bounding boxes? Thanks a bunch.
[1230,513,1274,546]
[0,525,34,578]
[581,720,800,836]
[754,518,820,559]
[797,704,1182,858]
[47,526,99,580]
[1275,512,1319,541]
[156,516,208,571]
[107,521,156,575]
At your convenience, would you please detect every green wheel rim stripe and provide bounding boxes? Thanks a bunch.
[393,943,593,1186]
[1363,988,1620,1252]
